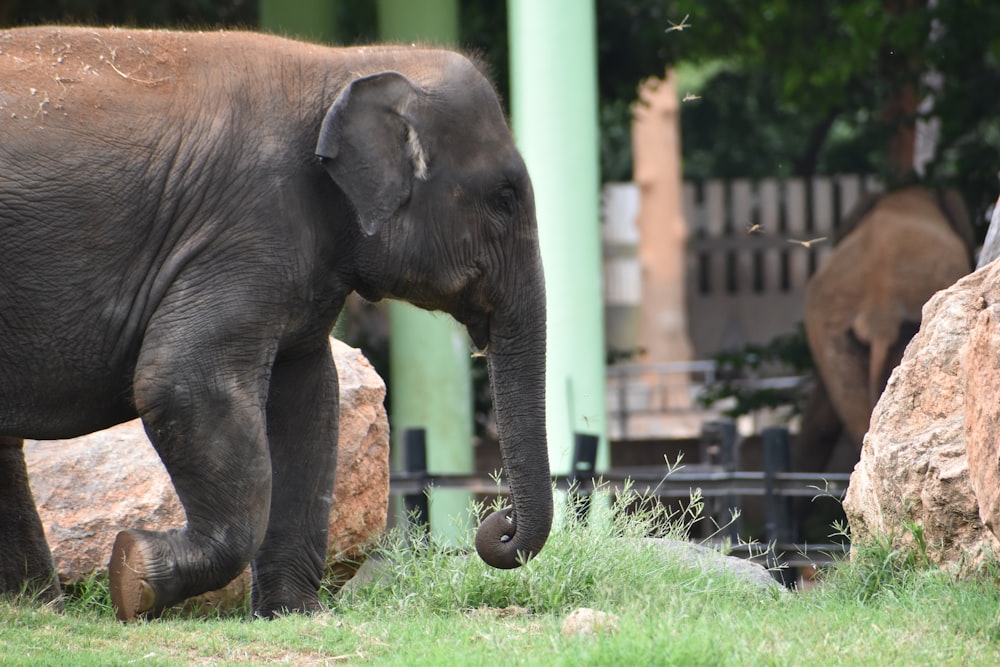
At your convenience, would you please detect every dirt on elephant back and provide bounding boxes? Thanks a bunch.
[0,27,194,123]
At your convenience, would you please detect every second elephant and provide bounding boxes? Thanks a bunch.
[794,186,973,478]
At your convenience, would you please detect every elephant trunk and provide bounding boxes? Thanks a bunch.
[474,285,552,569]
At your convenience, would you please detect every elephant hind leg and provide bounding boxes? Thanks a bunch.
[0,437,60,603]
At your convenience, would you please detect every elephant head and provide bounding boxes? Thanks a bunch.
[315,60,552,569]
[804,186,972,445]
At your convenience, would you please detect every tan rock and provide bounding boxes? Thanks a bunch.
[25,419,185,584]
[963,299,1000,543]
[324,340,390,587]
[844,262,1000,573]
[560,607,620,637]
[24,338,389,603]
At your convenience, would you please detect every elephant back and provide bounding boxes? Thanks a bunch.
[836,186,974,264]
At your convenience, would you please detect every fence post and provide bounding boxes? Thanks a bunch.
[402,428,429,532]
[762,426,797,587]
[616,367,629,440]
[699,419,738,469]
[698,419,740,541]
[569,432,600,523]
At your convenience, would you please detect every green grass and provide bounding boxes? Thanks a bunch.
[2,491,1000,666]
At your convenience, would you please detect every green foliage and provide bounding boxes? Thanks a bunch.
[599,97,637,182]
[679,65,882,180]
[332,1,378,44]
[921,1,1000,226]
[458,0,509,108]
[697,325,813,419]
[61,574,115,618]
[822,519,938,604]
[598,0,1000,229]
[331,484,717,617]
[672,0,900,115]
[0,0,255,28]
[6,496,1000,664]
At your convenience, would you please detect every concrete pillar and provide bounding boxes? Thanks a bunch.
[507,0,607,474]
[633,72,693,367]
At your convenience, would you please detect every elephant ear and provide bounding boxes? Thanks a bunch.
[316,72,428,236]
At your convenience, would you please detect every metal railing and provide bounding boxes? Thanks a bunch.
[605,360,804,439]
[392,422,851,583]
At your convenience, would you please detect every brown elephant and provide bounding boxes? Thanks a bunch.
[793,186,973,481]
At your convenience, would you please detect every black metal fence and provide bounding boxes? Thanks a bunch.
[391,421,851,584]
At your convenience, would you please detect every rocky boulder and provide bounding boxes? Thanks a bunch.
[643,538,786,593]
[844,261,1000,573]
[24,338,389,605]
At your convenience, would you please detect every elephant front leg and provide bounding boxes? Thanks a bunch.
[112,322,277,621]
[251,343,339,618]
[0,437,60,602]
[109,393,273,621]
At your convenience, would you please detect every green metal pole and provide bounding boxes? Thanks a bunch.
[507,0,608,475]
[376,0,473,544]
[258,0,338,44]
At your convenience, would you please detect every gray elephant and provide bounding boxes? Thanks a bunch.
[0,27,551,620]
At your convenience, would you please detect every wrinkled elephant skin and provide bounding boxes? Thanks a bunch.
[0,28,552,620]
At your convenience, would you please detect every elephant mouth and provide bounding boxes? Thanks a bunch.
[465,313,491,351]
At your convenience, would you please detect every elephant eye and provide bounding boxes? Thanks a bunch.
[490,186,518,220]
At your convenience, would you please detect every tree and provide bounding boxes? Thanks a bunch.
[7,2,998,223]
[0,0,255,27]
[596,0,1000,228]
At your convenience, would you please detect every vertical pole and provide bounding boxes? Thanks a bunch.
[376,0,473,546]
[699,419,740,541]
[763,426,797,587]
[507,0,607,477]
[402,428,430,532]
[258,0,338,44]
[762,426,793,545]
[633,72,693,368]
[569,433,599,523]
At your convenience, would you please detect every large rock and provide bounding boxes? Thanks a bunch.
[844,262,1000,572]
[962,294,1000,544]
[24,338,389,602]
[643,538,785,593]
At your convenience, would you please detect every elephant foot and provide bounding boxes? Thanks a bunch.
[250,565,324,619]
[108,530,159,622]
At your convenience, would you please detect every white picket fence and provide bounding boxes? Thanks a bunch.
[603,174,881,438]
[683,174,881,357]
